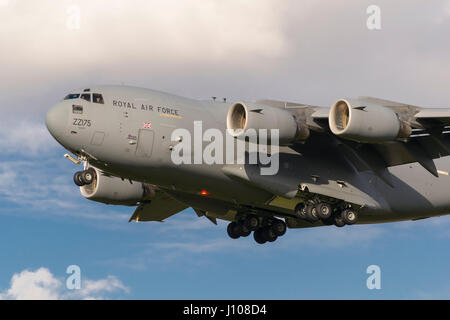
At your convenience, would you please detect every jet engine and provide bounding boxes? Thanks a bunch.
[328,99,411,143]
[79,167,147,205]
[226,102,309,146]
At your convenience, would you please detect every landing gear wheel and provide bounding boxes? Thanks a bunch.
[227,222,241,239]
[239,224,251,237]
[254,229,267,244]
[322,215,335,226]
[305,204,319,222]
[341,209,358,225]
[316,203,332,220]
[73,171,85,186]
[271,220,287,237]
[244,215,259,231]
[262,226,277,242]
[294,203,307,220]
[333,212,346,228]
[81,168,96,185]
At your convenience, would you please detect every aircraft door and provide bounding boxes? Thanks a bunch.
[135,129,154,158]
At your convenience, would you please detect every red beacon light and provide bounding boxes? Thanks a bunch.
[200,190,210,196]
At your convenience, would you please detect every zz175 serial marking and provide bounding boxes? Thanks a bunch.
[72,118,91,127]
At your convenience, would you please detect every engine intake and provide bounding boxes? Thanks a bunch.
[227,102,309,145]
[80,167,146,205]
[329,99,411,143]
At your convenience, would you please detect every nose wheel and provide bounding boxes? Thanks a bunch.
[73,168,96,186]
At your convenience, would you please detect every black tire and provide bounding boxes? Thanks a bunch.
[239,223,251,237]
[227,222,241,239]
[305,204,319,222]
[316,203,332,220]
[271,220,287,237]
[253,229,267,244]
[341,209,358,225]
[333,212,346,228]
[294,203,307,219]
[244,215,259,231]
[82,168,96,185]
[73,171,85,186]
[262,226,277,242]
[322,215,335,226]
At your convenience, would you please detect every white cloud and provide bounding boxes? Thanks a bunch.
[0,0,11,7]
[0,159,130,223]
[69,275,130,300]
[0,267,129,300]
[159,213,219,231]
[0,160,79,210]
[0,121,57,156]
[1,0,450,115]
[0,0,289,88]
[0,268,61,300]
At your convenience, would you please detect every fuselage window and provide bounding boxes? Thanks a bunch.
[81,93,91,102]
[64,93,80,100]
[93,93,104,104]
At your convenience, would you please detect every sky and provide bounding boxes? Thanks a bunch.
[0,0,450,299]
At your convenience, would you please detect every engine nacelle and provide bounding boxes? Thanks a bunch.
[226,102,309,146]
[80,167,145,205]
[328,99,411,143]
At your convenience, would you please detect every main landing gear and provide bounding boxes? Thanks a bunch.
[226,215,287,245]
[295,202,358,227]
[73,168,96,186]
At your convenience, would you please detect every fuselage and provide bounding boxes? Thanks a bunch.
[46,85,450,225]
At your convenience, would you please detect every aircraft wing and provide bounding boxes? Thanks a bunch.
[128,190,188,222]
[414,108,450,126]
[261,97,450,179]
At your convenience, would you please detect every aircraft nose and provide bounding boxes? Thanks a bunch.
[46,103,69,140]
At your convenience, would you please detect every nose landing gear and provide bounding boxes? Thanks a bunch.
[73,168,96,186]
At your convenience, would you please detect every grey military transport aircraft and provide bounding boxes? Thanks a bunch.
[46,85,450,244]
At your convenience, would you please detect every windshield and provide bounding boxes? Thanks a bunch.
[81,93,91,102]
[64,93,80,100]
[93,93,104,104]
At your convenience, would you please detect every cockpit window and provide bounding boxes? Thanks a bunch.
[93,93,104,104]
[81,93,91,102]
[64,93,80,100]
